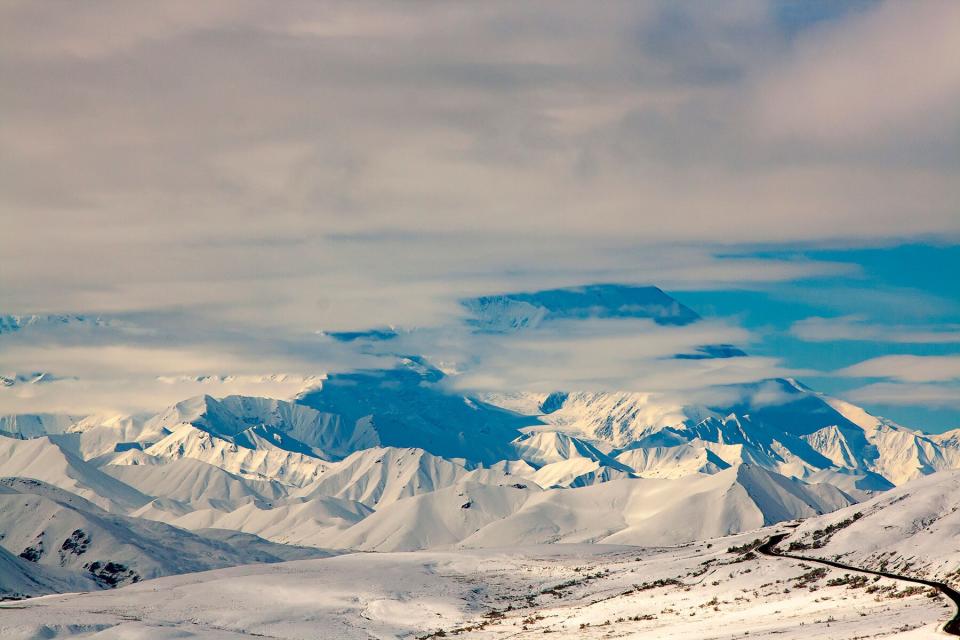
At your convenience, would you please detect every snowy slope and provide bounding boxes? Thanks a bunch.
[509,431,634,488]
[0,437,149,512]
[122,423,330,486]
[503,379,960,488]
[294,446,475,507]
[144,394,378,460]
[331,466,853,552]
[0,414,80,439]
[330,481,536,551]
[0,413,167,461]
[0,542,945,639]
[158,494,372,547]
[530,457,634,488]
[784,468,960,583]
[125,457,849,552]
[0,478,325,586]
[503,390,693,446]
[136,447,514,546]
[0,544,96,600]
[102,457,289,510]
[510,431,621,468]
[190,528,336,562]
[297,361,535,464]
[614,442,732,478]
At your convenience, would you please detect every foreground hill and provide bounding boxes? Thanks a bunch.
[0,478,328,594]
[0,539,945,639]
[782,468,960,583]
[0,545,96,601]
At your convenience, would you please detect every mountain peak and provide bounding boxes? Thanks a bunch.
[461,284,701,332]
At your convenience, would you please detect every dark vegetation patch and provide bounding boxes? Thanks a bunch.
[18,534,44,563]
[59,529,91,563]
[85,561,141,588]
[788,512,863,550]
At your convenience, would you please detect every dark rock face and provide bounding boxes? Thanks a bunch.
[85,561,140,588]
[59,529,91,563]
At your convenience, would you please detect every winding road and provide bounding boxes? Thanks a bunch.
[757,532,960,636]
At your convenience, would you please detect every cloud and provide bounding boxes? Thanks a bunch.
[791,316,960,344]
[1,1,958,330]
[838,355,960,382]
[844,382,960,410]
[0,1,957,417]
[428,317,803,393]
[0,235,853,333]
[753,0,960,145]
[0,374,323,416]
[0,320,393,414]
[0,310,798,415]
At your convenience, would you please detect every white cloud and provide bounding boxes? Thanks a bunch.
[432,317,802,393]
[838,355,960,382]
[0,1,957,416]
[791,316,960,344]
[845,382,960,410]
[0,329,390,414]
[753,0,960,145]
[1,1,958,329]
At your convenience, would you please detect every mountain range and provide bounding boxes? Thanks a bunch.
[0,285,958,602]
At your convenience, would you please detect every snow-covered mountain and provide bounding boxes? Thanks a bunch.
[484,379,960,489]
[102,457,290,510]
[17,434,852,555]
[121,422,331,486]
[0,372,71,387]
[0,544,96,601]
[0,478,327,594]
[0,413,164,461]
[296,362,534,463]
[6,367,959,502]
[294,447,477,507]
[142,394,375,460]
[1,283,957,613]
[0,413,82,439]
[509,431,636,487]
[6,287,953,496]
[461,284,703,331]
[614,442,733,478]
[0,437,150,512]
[150,493,373,547]
[329,464,852,552]
[0,314,110,335]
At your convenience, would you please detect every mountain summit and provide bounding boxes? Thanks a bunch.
[462,284,702,331]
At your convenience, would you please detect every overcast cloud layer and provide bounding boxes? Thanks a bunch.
[1,1,958,421]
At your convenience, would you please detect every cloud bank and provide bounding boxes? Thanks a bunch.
[2,1,958,327]
[1,1,957,418]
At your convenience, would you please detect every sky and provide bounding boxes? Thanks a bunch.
[0,1,958,430]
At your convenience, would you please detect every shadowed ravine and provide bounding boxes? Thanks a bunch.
[758,533,960,637]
